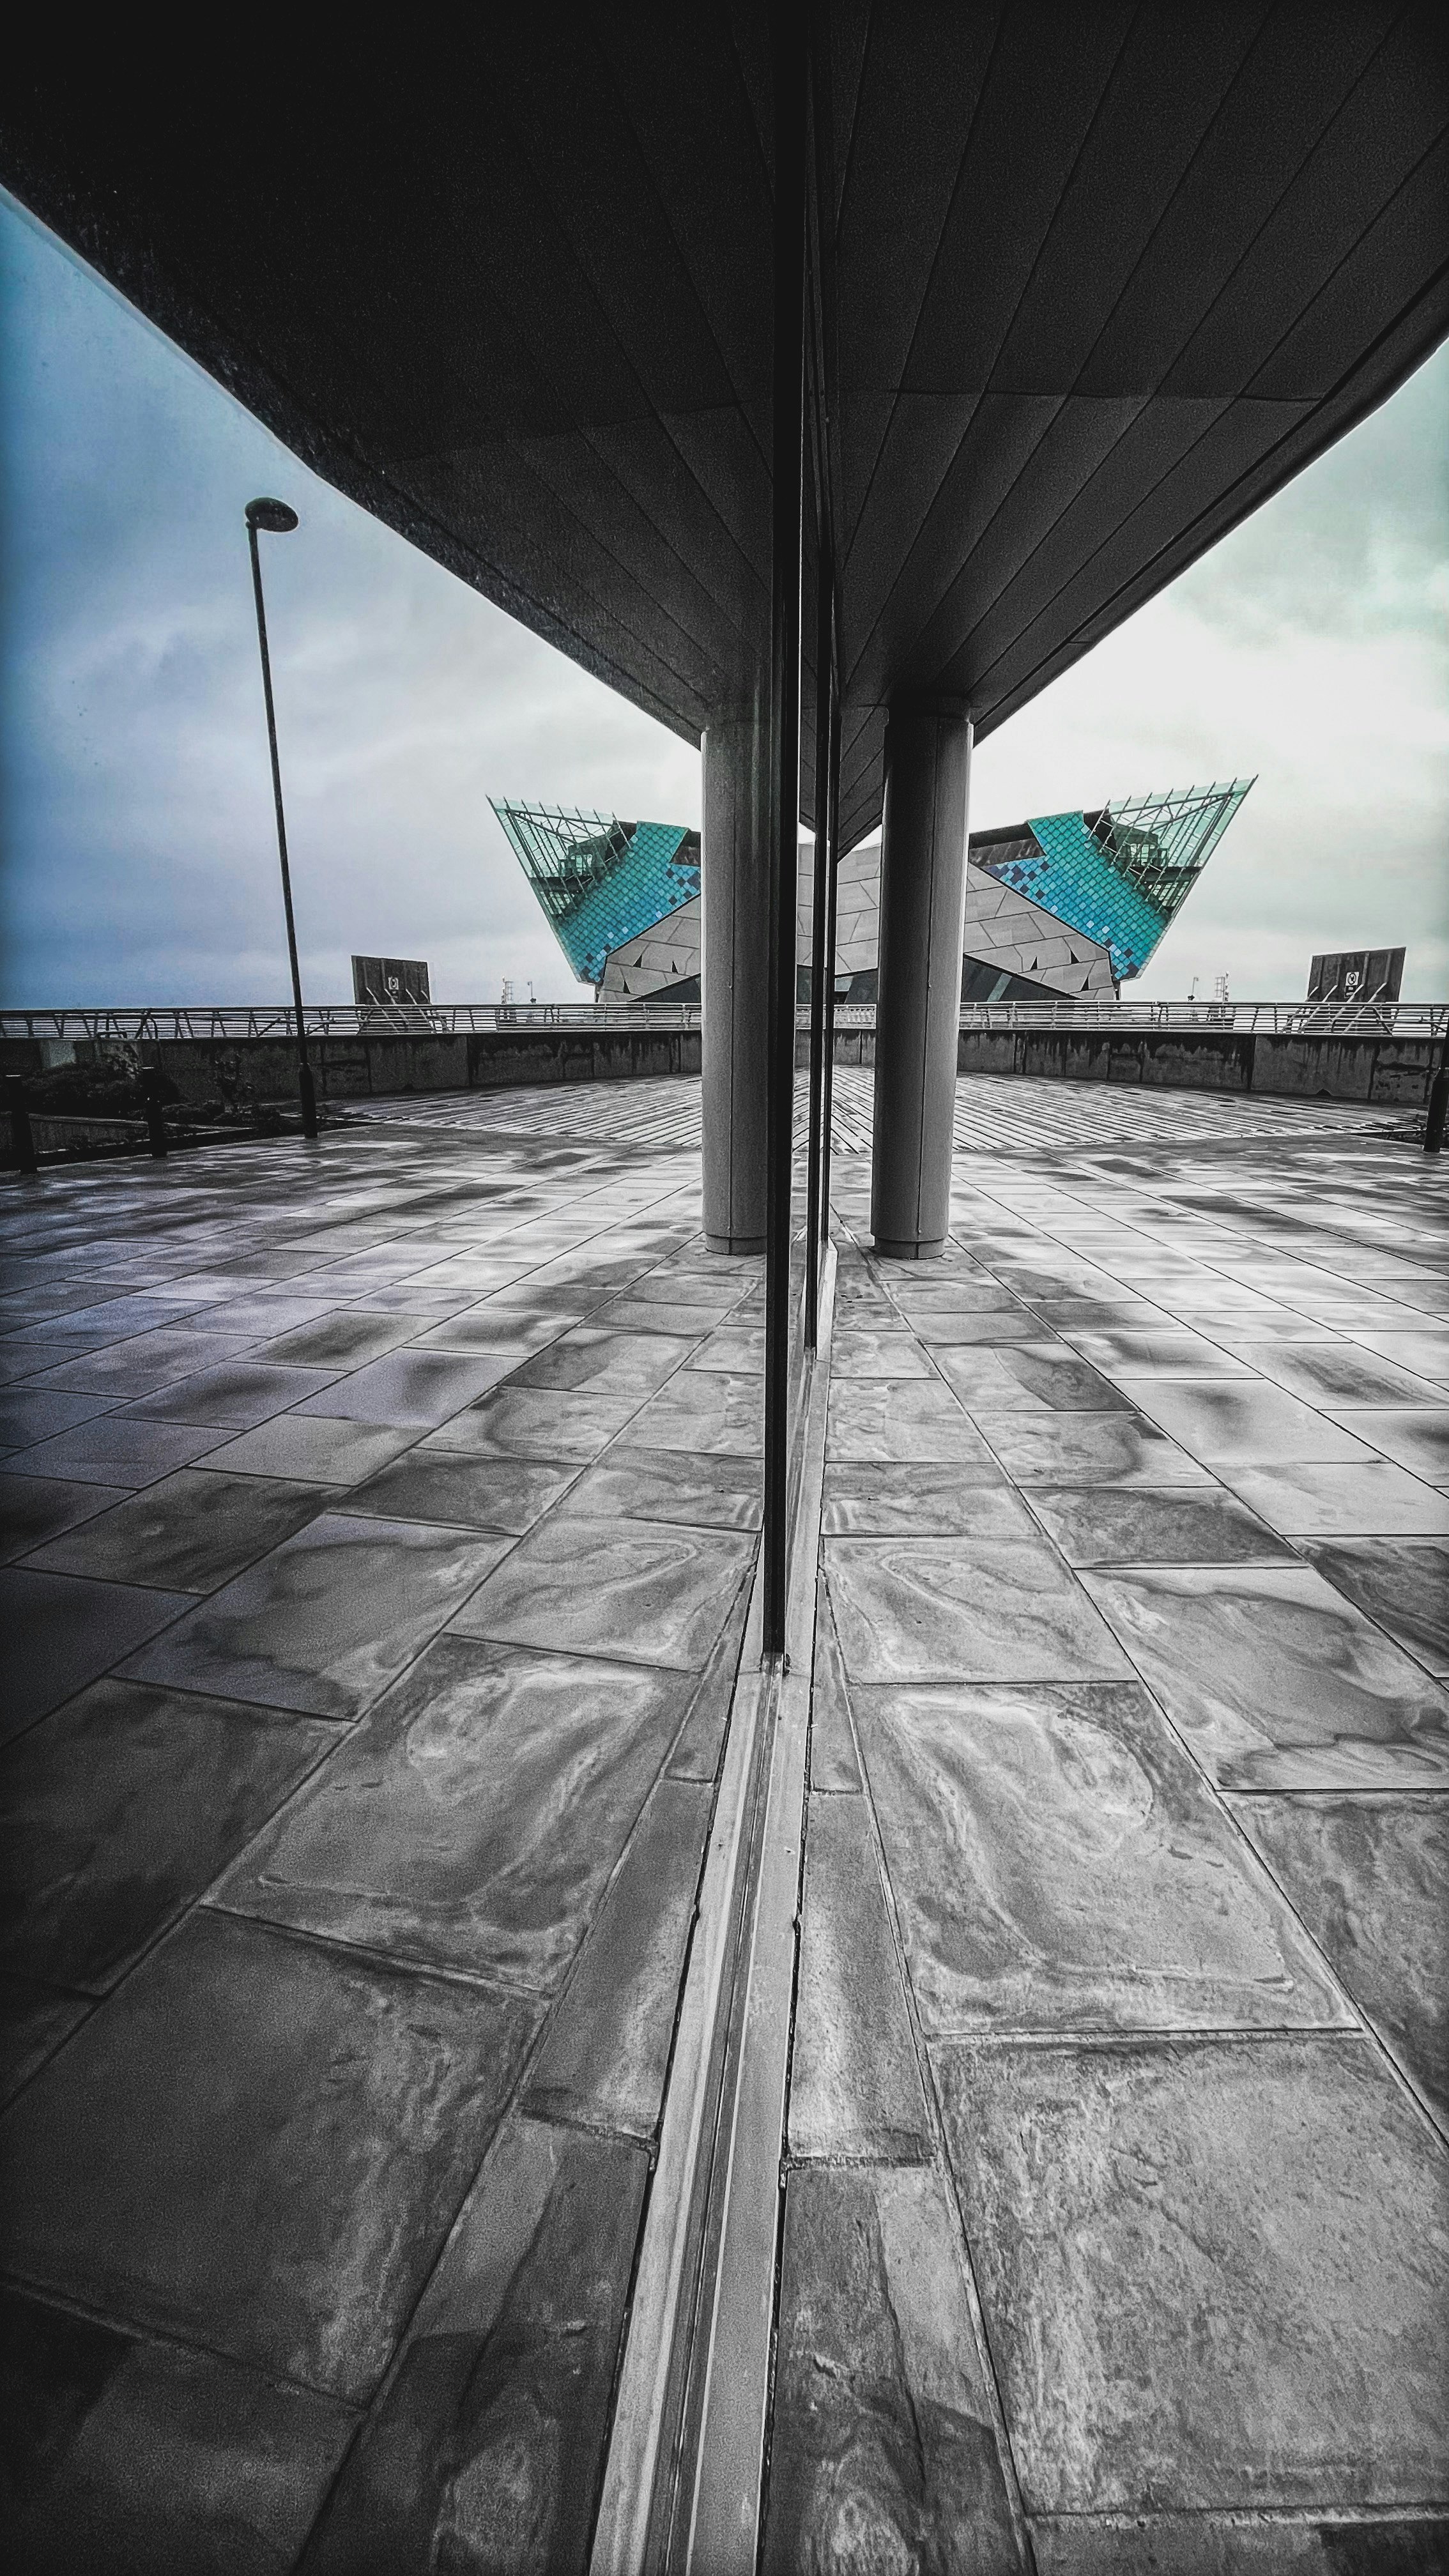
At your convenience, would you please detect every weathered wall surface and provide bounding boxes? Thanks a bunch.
[827,1025,1436,1102]
[2,1023,1430,1107]
[3,1027,703,1102]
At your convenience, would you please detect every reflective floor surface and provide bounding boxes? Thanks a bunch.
[1,1070,1445,2573]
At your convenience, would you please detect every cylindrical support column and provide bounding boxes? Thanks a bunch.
[702,708,770,1253]
[870,701,972,1258]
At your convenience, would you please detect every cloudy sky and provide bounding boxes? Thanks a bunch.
[2,187,1445,1008]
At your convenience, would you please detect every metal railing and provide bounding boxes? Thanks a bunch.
[0,997,1442,1045]
[949,997,1447,1036]
[0,1001,705,1042]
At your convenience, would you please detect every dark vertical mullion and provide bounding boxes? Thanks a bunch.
[818,623,841,1254]
[804,512,834,1349]
[763,4,807,1659]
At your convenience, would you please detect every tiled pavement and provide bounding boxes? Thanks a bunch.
[1,1073,1446,2570]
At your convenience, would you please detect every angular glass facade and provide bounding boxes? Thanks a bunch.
[491,801,700,986]
[979,782,1253,983]
[497,781,1251,997]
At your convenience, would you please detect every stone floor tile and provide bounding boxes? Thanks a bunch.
[0,1386,122,1446]
[197,1414,419,1485]
[121,1360,348,1428]
[344,1450,575,1533]
[855,1680,1345,2037]
[122,1514,507,1719]
[298,2118,646,2576]
[761,2164,1023,2576]
[410,1308,567,1354]
[680,1323,766,1374]
[0,1338,63,1382]
[0,1908,537,2402]
[1239,1343,1449,1408]
[1121,1380,1377,1464]
[1025,1485,1294,1565]
[620,1368,762,1456]
[938,1344,1133,1413]
[6,1414,226,1487]
[630,1268,750,1305]
[1082,1563,1449,1788]
[257,1312,420,1368]
[809,1584,861,1791]
[935,2035,1449,2516]
[1025,1296,1153,1326]
[1302,1536,1449,1673]
[588,1294,726,1333]
[0,1472,125,1560]
[289,1347,519,1426]
[1,1568,193,1743]
[189,1292,355,1335]
[511,1324,696,1399]
[420,1383,643,1462]
[665,1574,754,1779]
[0,1280,130,1322]
[0,1973,90,2108]
[451,1512,753,1669]
[1348,1328,1449,1384]
[830,1326,938,1375]
[27,1329,263,1399]
[1330,1407,1449,1481]
[1227,1792,1448,2127]
[881,1281,1025,1316]
[825,1376,994,1463]
[25,1468,325,1591]
[1061,1326,1254,1376]
[15,1292,218,1341]
[0,1677,334,1992]
[214,1634,691,1991]
[525,1775,711,2135]
[1221,1459,1449,1535]
[821,1460,1025,1537]
[1,2287,358,2576]
[976,1411,1213,1485]
[907,1309,1050,1346]
[825,1538,1133,1685]
[789,1792,931,2159]
[559,1443,763,1529]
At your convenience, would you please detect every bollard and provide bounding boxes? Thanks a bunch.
[298,1057,319,1141]
[139,1071,170,1160]
[1426,1064,1448,1156]
[6,1078,38,1176]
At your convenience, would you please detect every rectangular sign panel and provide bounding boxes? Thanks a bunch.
[1307,947,1404,1005]
[351,955,431,1007]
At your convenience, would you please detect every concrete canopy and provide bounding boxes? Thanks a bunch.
[4,5,1446,852]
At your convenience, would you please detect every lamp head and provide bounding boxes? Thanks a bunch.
[245,498,298,534]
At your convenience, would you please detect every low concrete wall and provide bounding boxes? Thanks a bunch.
[50,1026,702,1105]
[3,1022,1429,1112]
[831,1025,1435,1105]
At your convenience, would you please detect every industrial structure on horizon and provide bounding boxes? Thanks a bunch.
[491,781,1253,1007]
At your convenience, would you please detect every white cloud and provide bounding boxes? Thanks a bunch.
[3,192,1445,1008]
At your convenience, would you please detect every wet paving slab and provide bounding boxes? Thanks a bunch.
[853,1679,1348,2038]
[3,1085,1447,2565]
[935,2035,1449,2517]
[1226,1791,1448,2129]
[213,1636,694,1990]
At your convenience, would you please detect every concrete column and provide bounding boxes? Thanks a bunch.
[870,701,972,1258]
[702,709,770,1252]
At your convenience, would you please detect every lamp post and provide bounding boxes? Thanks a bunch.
[245,497,318,1140]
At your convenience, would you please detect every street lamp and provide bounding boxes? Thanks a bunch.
[245,496,318,1140]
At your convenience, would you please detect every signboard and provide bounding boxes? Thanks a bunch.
[351,956,431,1008]
[1306,947,1404,1005]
